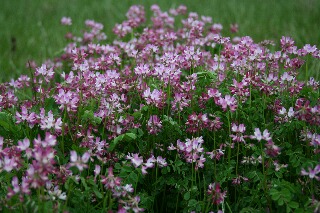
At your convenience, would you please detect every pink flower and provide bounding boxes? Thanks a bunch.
[230,23,239,33]
[265,141,281,157]
[0,136,3,150]
[301,165,320,180]
[143,87,166,108]
[17,138,30,151]
[185,112,209,133]
[251,128,272,142]
[94,165,101,178]
[35,64,54,82]
[3,156,18,172]
[281,72,294,82]
[15,105,38,128]
[69,151,90,171]
[156,156,167,167]
[218,95,237,112]
[147,115,162,135]
[7,176,30,198]
[175,137,206,170]
[231,123,246,133]
[101,167,122,189]
[40,109,62,131]
[288,107,294,118]
[61,17,72,25]
[54,89,79,112]
[134,64,150,76]
[126,153,143,168]
[253,128,262,141]
[34,132,57,148]
[207,182,227,205]
[171,92,190,111]
[144,156,156,169]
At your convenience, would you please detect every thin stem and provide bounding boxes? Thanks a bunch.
[227,111,232,166]
[174,193,179,213]
[305,56,309,82]
[236,142,240,176]
[167,79,171,117]
[61,108,68,154]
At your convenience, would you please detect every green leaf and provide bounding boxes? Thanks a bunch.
[288,201,299,209]
[93,117,102,125]
[132,111,142,119]
[0,119,10,130]
[286,206,291,213]
[109,133,137,151]
[184,191,190,200]
[175,160,183,167]
[87,178,95,186]
[281,188,292,200]
[44,97,56,109]
[141,106,149,111]
[80,177,89,190]
[271,193,281,201]
[128,171,138,183]
[161,166,168,174]
[114,163,122,170]
[269,188,279,196]
[124,132,137,140]
[294,208,305,213]
[0,112,21,136]
[64,181,69,190]
[188,199,197,207]
[109,135,124,151]
[121,165,133,173]
[93,188,103,199]
[196,71,217,79]
[240,207,259,213]
[278,198,284,206]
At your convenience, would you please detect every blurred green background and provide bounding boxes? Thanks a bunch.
[1,0,319,82]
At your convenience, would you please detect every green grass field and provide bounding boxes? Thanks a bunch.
[1,0,319,82]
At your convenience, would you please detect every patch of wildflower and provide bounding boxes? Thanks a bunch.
[0,3,319,212]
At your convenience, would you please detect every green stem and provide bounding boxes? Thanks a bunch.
[260,142,271,210]
[226,201,233,213]
[311,179,314,196]
[249,84,252,108]
[305,56,309,82]
[236,142,240,176]
[61,108,68,154]
[63,180,72,211]
[204,197,211,213]
[167,79,171,117]
[108,191,113,211]
[174,194,179,213]
[191,161,194,189]
[102,191,110,212]
[227,111,232,166]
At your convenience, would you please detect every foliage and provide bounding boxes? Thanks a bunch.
[0,4,320,213]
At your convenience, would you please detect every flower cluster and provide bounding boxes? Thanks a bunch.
[170,137,206,170]
[0,3,319,212]
[207,182,227,205]
[250,128,281,157]
[230,123,247,143]
[100,167,144,212]
[126,153,167,175]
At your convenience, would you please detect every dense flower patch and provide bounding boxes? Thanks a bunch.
[0,4,320,212]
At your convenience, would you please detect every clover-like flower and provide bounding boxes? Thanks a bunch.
[69,151,90,171]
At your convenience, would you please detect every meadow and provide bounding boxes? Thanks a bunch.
[1,0,320,82]
[0,1,320,213]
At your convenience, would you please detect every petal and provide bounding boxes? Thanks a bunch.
[81,152,90,163]
[70,151,77,162]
